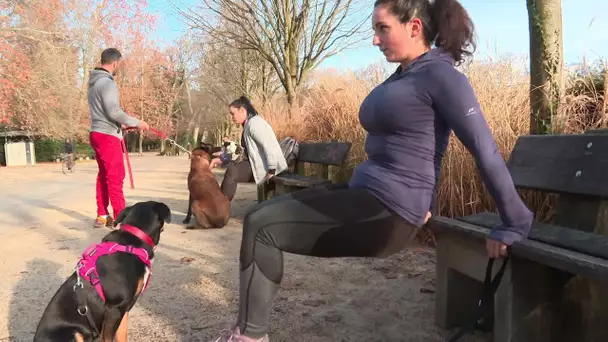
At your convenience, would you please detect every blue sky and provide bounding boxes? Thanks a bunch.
[148,0,608,71]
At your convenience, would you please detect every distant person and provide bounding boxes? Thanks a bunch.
[212,0,533,341]
[209,96,287,201]
[88,47,149,228]
[63,138,74,170]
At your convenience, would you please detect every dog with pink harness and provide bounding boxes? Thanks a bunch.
[34,201,171,342]
[76,225,154,302]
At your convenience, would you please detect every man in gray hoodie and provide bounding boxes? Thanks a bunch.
[88,48,149,228]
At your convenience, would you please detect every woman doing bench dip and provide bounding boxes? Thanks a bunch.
[214,0,534,341]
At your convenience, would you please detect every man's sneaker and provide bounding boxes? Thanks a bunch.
[213,327,269,342]
[93,216,114,229]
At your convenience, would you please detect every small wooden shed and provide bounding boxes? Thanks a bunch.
[0,131,36,167]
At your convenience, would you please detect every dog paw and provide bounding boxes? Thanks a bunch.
[182,218,190,224]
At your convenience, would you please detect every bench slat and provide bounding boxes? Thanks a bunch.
[585,128,608,135]
[273,173,332,188]
[297,142,351,166]
[458,212,608,260]
[429,216,608,280]
[507,134,608,197]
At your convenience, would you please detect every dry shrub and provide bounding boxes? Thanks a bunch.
[258,56,606,221]
[300,70,372,168]
[258,98,304,141]
[561,65,607,131]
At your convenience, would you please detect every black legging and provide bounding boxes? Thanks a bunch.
[221,160,254,201]
[237,184,420,338]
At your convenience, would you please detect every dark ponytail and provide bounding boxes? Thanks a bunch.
[374,0,476,65]
[229,95,258,118]
[432,0,475,64]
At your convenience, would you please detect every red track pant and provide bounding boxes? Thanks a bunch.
[90,132,126,219]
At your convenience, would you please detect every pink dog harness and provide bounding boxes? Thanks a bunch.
[75,224,154,302]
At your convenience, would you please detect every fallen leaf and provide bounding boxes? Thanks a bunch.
[180,257,195,263]
[302,299,326,307]
[420,287,435,294]
[324,313,342,323]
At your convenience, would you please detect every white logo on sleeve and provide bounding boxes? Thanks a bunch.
[465,107,478,116]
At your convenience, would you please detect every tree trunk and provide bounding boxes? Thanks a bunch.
[285,77,297,119]
[138,133,144,156]
[79,3,104,101]
[603,60,607,125]
[184,80,198,147]
[283,27,300,117]
[286,85,296,108]
[129,134,137,152]
[139,54,145,155]
[527,0,564,134]
[192,126,200,146]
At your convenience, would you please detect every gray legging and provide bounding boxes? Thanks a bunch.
[237,184,420,338]
[220,160,254,201]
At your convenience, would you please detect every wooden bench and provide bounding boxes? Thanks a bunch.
[258,141,351,201]
[429,132,608,342]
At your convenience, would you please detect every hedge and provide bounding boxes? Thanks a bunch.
[34,138,95,162]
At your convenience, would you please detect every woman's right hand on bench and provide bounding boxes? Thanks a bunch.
[486,238,508,259]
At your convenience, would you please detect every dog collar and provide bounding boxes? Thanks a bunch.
[118,224,156,248]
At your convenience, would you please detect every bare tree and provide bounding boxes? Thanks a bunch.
[178,0,370,112]
[527,0,564,134]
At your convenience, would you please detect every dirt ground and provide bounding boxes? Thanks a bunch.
[0,153,487,342]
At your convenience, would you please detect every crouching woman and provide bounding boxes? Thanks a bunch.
[210,96,288,201]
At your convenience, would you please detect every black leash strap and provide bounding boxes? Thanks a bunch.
[447,249,511,342]
[73,267,101,340]
[75,286,101,339]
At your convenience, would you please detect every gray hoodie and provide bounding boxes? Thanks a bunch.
[87,68,140,139]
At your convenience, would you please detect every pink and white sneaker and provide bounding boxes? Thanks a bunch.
[213,327,269,342]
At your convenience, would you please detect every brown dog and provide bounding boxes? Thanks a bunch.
[183,146,230,229]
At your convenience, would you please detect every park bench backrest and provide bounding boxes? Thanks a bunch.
[506,133,608,233]
[290,141,352,182]
[507,134,608,198]
[296,142,352,166]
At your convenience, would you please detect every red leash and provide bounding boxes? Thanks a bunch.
[122,126,153,190]
[121,126,188,189]
[121,137,135,189]
[148,127,166,140]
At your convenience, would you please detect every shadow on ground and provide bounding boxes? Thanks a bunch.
[10,196,92,223]
[8,259,64,341]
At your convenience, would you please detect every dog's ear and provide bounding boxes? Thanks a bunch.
[199,144,211,153]
[114,206,132,226]
[154,202,172,224]
[193,146,207,154]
